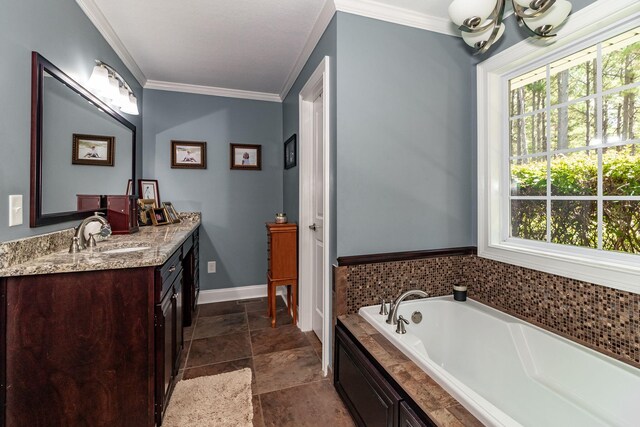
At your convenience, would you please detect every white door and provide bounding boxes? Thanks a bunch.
[311,91,324,342]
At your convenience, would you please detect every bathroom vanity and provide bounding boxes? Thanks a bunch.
[0,216,200,427]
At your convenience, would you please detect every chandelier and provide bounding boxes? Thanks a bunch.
[448,0,573,54]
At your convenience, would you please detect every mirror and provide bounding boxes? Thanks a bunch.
[31,52,136,227]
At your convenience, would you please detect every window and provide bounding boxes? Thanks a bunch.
[477,1,640,294]
[508,28,640,255]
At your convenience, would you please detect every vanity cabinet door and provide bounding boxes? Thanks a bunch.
[399,402,433,427]
[173,273,184,374]
[155,283,175,425]
[334,326,401,427]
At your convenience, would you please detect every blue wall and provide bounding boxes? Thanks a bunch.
[143,89,283,290]
[0,0,143,242]
[335,13,475,257]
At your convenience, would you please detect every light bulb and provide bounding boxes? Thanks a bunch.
[523,0,572,34]
[462,22,506,49]
[104,76,120,101]
[113,86,129,108]
[448,0,495,27]
[120,94,139,115]
[87,65,108,95]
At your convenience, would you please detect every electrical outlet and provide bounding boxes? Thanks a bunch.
[9,195,23,227]
[207,261,216,273]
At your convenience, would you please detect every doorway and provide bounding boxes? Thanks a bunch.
[298,56,331,376]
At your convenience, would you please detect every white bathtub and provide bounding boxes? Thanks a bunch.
[359,296,640,427]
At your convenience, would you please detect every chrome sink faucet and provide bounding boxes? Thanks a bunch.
[69,212,112,253]
[385,289,429,325]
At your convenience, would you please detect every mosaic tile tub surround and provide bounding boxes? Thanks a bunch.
[335,253,640,366]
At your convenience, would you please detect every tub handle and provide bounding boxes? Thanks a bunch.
[396,315,409,334]
[379,298,388,316]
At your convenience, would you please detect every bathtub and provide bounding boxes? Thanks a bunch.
[359,296,640,427]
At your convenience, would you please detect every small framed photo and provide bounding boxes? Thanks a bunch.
[72,134,114,166]
[138,179,160,206]
[284,134,297,170]
[138,199,157,210]
[163,202,181,224]
[171,140,207,169]
[150,207,171,226]
[138,207,152,226]
[230,143,261,170]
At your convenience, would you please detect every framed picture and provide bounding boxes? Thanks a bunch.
[284,134,297,170]
[138,207,152,226]
[126,179,133,196]
[138,179,160,206]
[171,140,207,169]
[150,207,171,226]
[72,133,115,166]
[163,202,181,224]
[230,143,261,170]
[138,198,157,210]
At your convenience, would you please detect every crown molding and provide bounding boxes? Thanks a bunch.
[145,80,282,103]
[333,0,458,37]
[75,0,147,86]
[279,0,337,100]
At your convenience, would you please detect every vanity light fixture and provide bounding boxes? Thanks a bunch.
[87,60,139,115]
[448,0,572,54]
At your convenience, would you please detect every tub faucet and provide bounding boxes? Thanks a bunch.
[386,289,429,325]
[69,212,112,253]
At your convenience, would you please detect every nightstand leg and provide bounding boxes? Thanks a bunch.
[292,281,298,325]
[271,282,277,328]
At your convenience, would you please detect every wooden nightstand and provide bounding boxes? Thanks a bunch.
[266,223,298,327]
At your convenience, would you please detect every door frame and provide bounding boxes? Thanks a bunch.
[298,56,331,376]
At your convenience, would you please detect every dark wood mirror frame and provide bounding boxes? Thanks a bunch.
[30,52,137,227]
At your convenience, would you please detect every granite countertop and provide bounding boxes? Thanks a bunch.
[338,314,482,427]
[0,215,201,278]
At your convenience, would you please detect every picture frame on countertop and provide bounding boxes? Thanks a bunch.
[138,179,160,206]
[126,179,133,196]
[150,207,171,226]
[163,202,181,224]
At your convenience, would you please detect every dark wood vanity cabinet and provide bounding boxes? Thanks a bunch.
[0,229,198,427]
[182,229,199,327]
[334,323,435,427]
[154,249,184,425]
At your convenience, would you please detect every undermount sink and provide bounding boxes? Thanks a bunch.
[100,246,151,254]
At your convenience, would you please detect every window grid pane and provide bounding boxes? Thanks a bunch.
[508,26,640,255]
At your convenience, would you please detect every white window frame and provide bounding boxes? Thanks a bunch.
[477,0,640,294]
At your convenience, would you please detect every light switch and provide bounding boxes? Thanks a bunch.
[9,195,23,226]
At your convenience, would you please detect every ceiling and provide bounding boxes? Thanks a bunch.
[77,0,458,101]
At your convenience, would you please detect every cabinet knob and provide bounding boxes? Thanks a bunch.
[169,266,176,273]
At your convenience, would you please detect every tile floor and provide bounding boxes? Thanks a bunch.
[178,297,355,427]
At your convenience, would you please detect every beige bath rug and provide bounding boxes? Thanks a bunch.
[163,368,253,427]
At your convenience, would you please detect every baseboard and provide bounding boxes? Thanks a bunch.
[197,284,287,305]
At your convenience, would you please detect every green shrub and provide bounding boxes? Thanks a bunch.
[510,146,640,253]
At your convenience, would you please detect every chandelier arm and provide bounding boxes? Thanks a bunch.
[512,0,558,38]
[472,0,507,54]
[459,0,506,34]
[513,0,556,19]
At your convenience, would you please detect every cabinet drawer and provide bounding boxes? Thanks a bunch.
[183,233,193,254]
[158,250,182,300]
